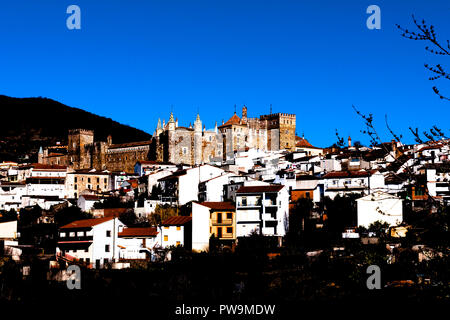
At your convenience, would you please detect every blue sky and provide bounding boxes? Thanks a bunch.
[0,0,449,147]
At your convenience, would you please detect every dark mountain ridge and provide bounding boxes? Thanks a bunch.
[0,95,152,162]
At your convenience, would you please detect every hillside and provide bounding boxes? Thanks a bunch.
[0,95,152,162]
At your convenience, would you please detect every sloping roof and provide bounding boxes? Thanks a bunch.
[119,227,158,237]
[80,194,100,201]
[158,169,187,181]
[218,113,242,128]
[236,185,284,193]
[322,170,377,179]
[20,163,67,171]
[60,216,115,229]
[198,202,235,211]
[161,216,192,226]
[417,144,443,152]
[108,140,152,149]
[295,137,313,148]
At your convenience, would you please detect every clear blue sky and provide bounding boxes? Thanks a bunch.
[0,0,449,147]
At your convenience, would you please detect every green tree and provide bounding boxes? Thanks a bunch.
[0,209,18,222]
[54,205,92,227]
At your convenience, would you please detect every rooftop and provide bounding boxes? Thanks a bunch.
[236,185,284,193]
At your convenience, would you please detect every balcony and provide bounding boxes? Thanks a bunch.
[237,202,261,208]
[211,218,233,226]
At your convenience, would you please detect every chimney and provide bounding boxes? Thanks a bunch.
[348,136,352,148]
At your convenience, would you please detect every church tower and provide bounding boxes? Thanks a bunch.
[168,112,176,163]
[194,113,202,165]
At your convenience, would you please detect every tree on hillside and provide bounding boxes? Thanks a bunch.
[54,205,92,227]
[0,209,17,223]
[324,194,359,234]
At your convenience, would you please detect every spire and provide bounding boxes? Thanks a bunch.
[157,118,162,129]
[169,112,175,123]
[38,146,43,154]
[196,113,201,122]
[214,121,218,133]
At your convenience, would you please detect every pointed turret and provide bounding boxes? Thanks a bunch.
[168,112,176,131]
[194,113,202,132]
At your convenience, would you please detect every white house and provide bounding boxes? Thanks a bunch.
[158,164,224,205]
[159,216,192,249]
[57,216,125,268]
[24,164,67,199]
[426,164,450,201]
[77,194,100,212]
[0,220,20,259]
[322,170,385,199]
[118,227,159,259]
[356,191,403,228]
[0,181,26,211]
[235,185,288,241]
[198,172,235,202]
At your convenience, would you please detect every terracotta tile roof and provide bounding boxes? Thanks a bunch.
[161,216,192,226]
[322,170,377,179]
[198,201,235,211]
[417,144,443,152]
[236,185,284,193]
[21,163,67,170]
[218,113,242,128]
[119,227,158,237]
[80,194,100,201]
[295,137,313,148]
[103,208,129,218]
[60,216,115,229]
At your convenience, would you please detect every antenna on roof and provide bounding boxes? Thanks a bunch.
[270,104,272,114]
[234,104,236,114]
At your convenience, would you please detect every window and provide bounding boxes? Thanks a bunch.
[164,226,169,229]
[226,227,232,234]
[60,232,66,238]
[226,212,232,219]
[74,184,77,190]
[69,232,75,237]
[104,178,107,184]
[97,178,100,183]
[164,235,168,242]
[74,177,77,183]
[241,197,247,206]
[176,241,181,246]
[176,226,181,231]
[88,178,91,183]
[106,230,111,237]
[105,245,110,252]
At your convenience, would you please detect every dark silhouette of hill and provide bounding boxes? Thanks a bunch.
[0,95,152,162]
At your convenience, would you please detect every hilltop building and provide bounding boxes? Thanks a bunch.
[151,105,296,165]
